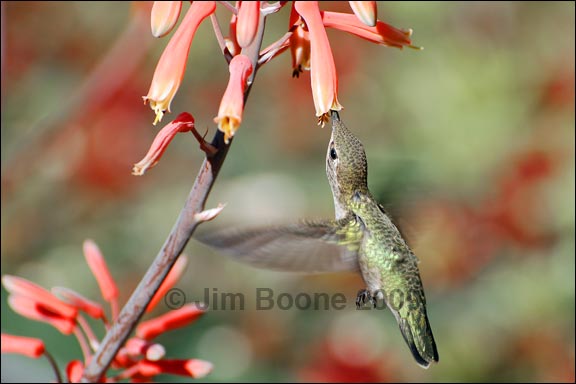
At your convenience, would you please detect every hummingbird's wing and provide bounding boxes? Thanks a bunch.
[196,220,361,272]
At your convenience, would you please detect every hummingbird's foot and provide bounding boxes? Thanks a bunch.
[356,289,377,309]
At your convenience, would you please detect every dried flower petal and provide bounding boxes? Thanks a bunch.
[1,333,45,358]
[194,203,226,222]
[136,304,204,340]
[151,1,182,38]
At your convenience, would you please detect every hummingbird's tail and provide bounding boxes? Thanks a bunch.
[396,307,439,368]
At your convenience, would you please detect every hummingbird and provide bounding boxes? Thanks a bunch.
[197,111,439,368]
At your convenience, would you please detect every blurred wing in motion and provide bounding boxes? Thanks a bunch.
[196,220,361,272]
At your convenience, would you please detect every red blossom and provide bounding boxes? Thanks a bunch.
[294,1,342,125]
[214,54,254,143]
[52,286,105,320]
[134,358,213,379]
[66,360,85,383]
[322,11,417,49]
[7,295,77,335]
[143,1,216,124]
[83,239,119,304]
[136,304,205,340]
[2,275,78,319]
[1,333,45,359]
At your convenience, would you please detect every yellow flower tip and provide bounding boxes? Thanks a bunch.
[409,44,424,51]
[215,116,239,144]
[153,108,164,126]
[131,163,147,176]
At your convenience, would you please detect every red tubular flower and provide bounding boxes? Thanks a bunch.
[151,1,182,38]
[237,1,260,48]
[294,1,342,125]
[143,1,216,124]
[125,337,166,361]
[348,1,377,27]
[214,54,253,143]
[52,287,105,320]
[66,360,84,383]
[83,239,119,303]
[289,4,311,78]
[132,112,196,176]
[136,304,204,340]
[135,359,213,379]
[8,295,77,335]
[2,275,77,319]
[322,11,417,49]
[1,333,45,359]
[146,254,188,313]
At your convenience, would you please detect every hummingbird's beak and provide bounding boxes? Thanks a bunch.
[331,110,341,122]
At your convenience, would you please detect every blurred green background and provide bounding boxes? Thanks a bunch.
[1,1,574,382]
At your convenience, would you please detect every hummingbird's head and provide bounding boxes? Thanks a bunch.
[326,112,368,219]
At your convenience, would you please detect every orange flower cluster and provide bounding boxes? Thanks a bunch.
[1,241,210,382]
[136,1,417,173]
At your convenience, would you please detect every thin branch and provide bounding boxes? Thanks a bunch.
[44,351,63,383]
[258,30,292,66]
[73,327,92,363]
[81,9,268,383]
[218,0,238,14]
[210,13,233,63]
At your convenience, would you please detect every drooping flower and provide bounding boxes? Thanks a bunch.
[132,112,196,176]
[214,54,253,143]
[289,4,311,78]
[143,1,216,125]
[322,11,418,49]
[294,1,342,126]
[151,1,182,38]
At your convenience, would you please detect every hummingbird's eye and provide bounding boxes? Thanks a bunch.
[330,148,338,160]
